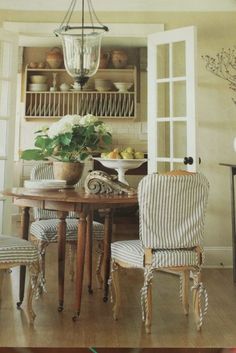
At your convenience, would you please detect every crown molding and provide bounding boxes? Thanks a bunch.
[3,22,164,47]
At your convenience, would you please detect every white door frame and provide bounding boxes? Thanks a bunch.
[147,26,197,173]
[0,29,18,234]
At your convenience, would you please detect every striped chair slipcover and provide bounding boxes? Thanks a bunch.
[29,162,104,288]
[111,171,209,333]
[0,234,40,323]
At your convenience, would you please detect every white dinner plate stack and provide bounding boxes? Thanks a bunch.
[28,83,48,92]
[24,179,67,190]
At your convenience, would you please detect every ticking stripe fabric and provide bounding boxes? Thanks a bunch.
[111,173,209,268]
[30,162,77,219]
[138,173,209,249]
[0,234,39,263]
[30,218,104,242]
[111,239,201,269]
[111,173,210,330]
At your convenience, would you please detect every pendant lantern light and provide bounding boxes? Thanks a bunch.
[54,0,109,89]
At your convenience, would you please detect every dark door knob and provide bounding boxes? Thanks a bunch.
[183,156,194,165]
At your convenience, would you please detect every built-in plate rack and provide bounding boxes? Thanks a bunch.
[25,91,135,119]
[24,67,137,120]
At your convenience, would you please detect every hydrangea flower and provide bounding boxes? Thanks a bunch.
[21,114,112,162]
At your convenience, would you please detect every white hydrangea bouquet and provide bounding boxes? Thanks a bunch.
[21,114,112,162]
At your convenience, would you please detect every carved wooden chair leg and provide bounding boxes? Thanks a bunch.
[145,280,152,334]
[26,260,40,324]
[96,240,104,289]
[68,242,76,282]
[111,261,120,320]
[38,241,48,290]
[31,236,48,292]
[192,270,202,331]
[181,270,190,315]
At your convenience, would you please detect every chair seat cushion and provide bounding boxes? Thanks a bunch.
[30,218,104,242]
[0,235,39,263]
[111,239,201,269]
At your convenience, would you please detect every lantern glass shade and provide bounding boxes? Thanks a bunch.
[59,28,103,86]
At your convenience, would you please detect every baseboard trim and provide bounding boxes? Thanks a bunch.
[204,246,232,268]
[11,213,233,268]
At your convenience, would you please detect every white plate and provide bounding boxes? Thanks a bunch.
[24,179,67,189]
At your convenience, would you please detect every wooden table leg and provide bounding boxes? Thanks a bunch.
[17,206,30,308]
[103,208,113,302]
[86,210,93,294]
[73,208,87,321]
[57,211,67,312]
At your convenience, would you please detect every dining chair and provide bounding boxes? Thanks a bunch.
[29,162,104,290]
[0,234,40,323]
[110,171,210,333]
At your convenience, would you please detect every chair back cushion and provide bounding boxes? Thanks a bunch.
[138,173,209,249]
[30,162,77,220]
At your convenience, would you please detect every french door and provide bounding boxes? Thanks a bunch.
[147,26,197,174]
[0,29,18,234]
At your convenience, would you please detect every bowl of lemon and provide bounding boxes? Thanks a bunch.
[93,147,147,185]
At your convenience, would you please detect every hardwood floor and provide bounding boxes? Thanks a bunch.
[0,221,235,348]
[0,349,223,353]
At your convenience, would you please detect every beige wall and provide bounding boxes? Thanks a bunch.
[1,10,236,266]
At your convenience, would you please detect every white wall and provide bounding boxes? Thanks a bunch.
[1,10,236,266]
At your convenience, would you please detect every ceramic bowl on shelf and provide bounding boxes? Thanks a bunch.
[94,79,112,92]
[60,83,70,91]
[30,75,47,84]
[113,82,133,92]
[28,83,48,92]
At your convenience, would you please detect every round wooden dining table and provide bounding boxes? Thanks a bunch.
[3,187,138,320]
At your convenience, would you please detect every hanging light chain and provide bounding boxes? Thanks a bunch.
[87,0,108,31]
[55,0,109,33]
[81,0,85,83]
[58,0,77,31]
[87,0,95,29]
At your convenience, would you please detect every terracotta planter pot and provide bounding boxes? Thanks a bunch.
[53,161,84,186]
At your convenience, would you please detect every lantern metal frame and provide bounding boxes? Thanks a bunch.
[54,0,109,88]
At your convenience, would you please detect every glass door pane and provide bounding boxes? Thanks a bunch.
[148,26,197,174]
[172,41,186,77]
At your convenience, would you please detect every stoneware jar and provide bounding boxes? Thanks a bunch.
[99,50,110,69]
[111,50,128,69]
[46,47,63,69]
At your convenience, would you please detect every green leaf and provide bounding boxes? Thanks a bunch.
[20,149,46,160]
[59,133,72,146]
[80,152,89,161]
[102,134,112,145]
[35,136,52,149]
[94,121,102,126]
[85,125,95,136]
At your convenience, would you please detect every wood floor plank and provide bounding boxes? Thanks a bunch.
[0,223,235,348]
